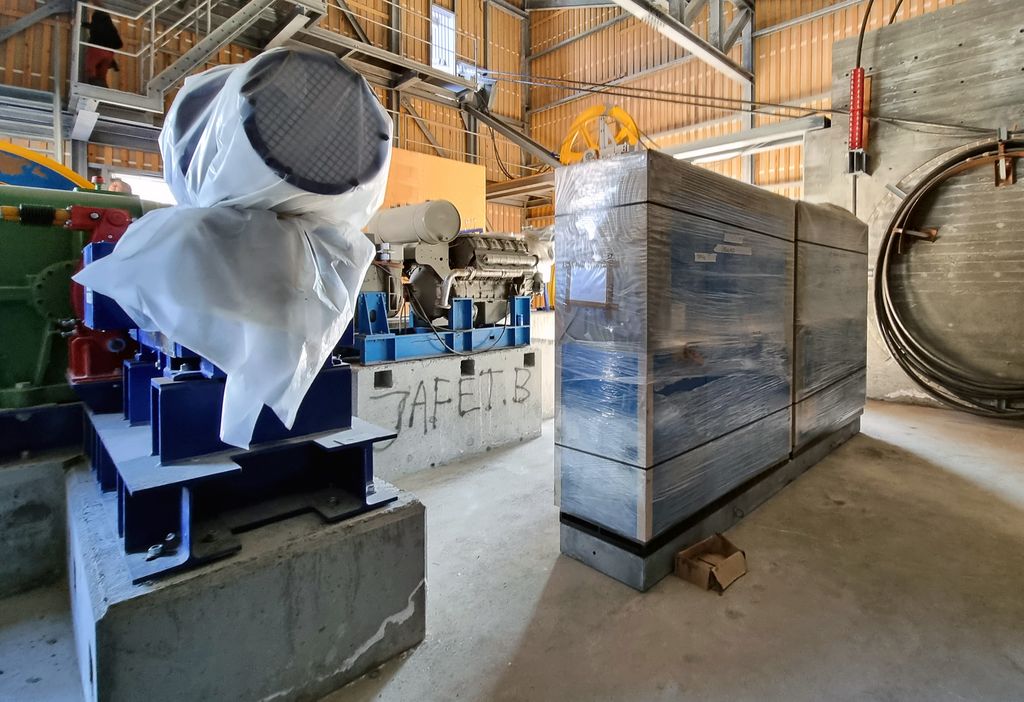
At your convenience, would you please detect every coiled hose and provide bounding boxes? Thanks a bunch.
[875,140,1024,418]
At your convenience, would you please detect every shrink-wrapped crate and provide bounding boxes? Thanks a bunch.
[793,202,868,449]
[555,152,795,543]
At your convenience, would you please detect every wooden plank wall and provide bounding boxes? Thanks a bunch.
[526,0,966,218]
[1,0,67,92]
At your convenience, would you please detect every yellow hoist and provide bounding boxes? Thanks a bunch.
[558,105,642,165]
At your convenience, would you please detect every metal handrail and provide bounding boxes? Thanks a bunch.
[72,0,484,99]
[74,0,234,92]
[326,0,479,73]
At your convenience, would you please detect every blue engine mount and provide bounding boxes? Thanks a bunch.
[351,292,532,364]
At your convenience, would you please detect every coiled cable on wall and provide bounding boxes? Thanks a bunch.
[875,140,1024,419]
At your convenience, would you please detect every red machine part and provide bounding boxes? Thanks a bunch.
[849,67,866,151]
[67,205,136,384]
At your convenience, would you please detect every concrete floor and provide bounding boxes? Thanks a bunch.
[0,585,80,701]
[2,401,1023,701]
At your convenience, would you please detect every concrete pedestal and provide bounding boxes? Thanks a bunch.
[561,418,861,591]
[0,450,73,597]
[67,462,425,702]
[352,346,542,480]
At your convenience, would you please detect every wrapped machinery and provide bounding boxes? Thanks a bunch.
[555,151,867,589]
[64,49,398,581]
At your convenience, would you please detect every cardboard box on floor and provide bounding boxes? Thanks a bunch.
[675,534,747,593]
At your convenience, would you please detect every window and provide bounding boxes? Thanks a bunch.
[109,172,176,204]
[430,5,456,74]
[568,264,612,306]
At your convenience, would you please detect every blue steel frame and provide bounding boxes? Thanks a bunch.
[77,248,398,582]
[352,293,532,364]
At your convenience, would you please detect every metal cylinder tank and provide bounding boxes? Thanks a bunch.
[366,200,461,245]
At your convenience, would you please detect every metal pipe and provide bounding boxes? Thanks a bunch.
[439,267,527,308]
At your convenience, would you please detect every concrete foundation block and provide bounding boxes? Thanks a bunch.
[67,461,425,702]
[352,347,542,480]
[0,450,73,597]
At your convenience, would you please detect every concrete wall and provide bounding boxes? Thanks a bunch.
[803,0,1024,404]
[352,346,543,481]
[532,311,556,420]
[0,452,72,597]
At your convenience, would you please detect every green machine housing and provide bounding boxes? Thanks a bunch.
[0,185,157,410]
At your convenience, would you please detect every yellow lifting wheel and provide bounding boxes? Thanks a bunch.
[558,105,642,165]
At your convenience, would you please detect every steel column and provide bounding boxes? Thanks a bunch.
[707,0,721,49]
[740,8,754,182]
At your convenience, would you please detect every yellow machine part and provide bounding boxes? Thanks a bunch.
[0,140,94,191]
[558,105,641,165]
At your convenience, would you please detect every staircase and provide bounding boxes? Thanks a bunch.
[66,0,326,136]
[61,0,496,151]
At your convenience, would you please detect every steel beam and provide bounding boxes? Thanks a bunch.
[524,0,616,8]
[334,0,372,45]
[51,44,63,161]
[753,0,864,38]
[483,0,491,68]
[68,82,163,113]
[0,85,55,138]
[298,27,477,94]
[70,140,88,178]
[393,70,423,90]
[387,0,402,145]
[264,6,322,50]
[527,0,718,61]
[490,0,527,19]
[529,52,701,115]
[520,10,530,152]
[707,0,721,49]
[83,118,162,151]
[462,110,478,164]
[663,115,830,162]
[739,9,753,183]
[486,171,555,204]
[683,0,707,25]
[461,97,560,168]
[610,0,751,84]
[529,12,626,61]
[148,0,278,96]
[400,97,451,159]
[721,7,749,54]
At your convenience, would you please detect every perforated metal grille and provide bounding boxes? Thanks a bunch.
[243,51,389,194]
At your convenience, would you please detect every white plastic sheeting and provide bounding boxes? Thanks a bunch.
[75,48,392,448]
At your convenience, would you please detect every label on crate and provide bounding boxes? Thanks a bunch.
[694,252,718,263]
[714,244,752,256]
[723,233,745,245]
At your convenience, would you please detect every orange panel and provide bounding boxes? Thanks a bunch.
[384,147,487,231]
